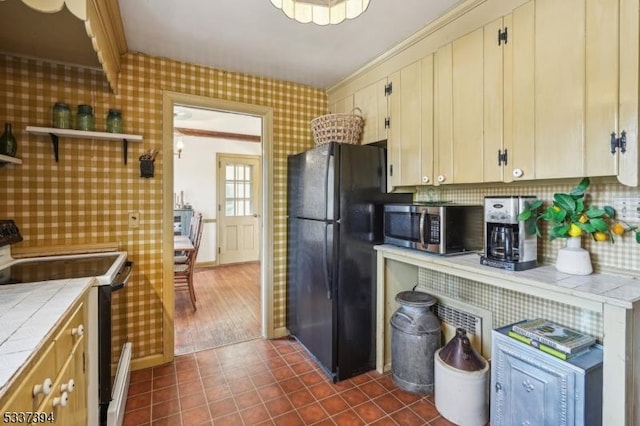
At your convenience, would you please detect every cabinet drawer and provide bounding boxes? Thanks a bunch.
[1,341,56,413]
[38,343,82,425]
[54,302,85,371]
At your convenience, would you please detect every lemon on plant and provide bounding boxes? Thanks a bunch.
[594,231,608,241]
[579,214,588,224]
[611,222,625,236]
[568,223,583,237]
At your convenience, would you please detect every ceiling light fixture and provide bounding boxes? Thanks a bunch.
[269,0,371,25]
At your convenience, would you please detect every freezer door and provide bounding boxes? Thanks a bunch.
[287,143,336,221]
[287,218,337,374]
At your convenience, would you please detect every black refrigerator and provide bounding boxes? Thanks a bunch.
[286,142,411,382]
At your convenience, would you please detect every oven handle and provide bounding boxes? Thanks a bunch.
[111,260,133,291]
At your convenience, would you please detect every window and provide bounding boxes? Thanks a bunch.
[224,163,253,216]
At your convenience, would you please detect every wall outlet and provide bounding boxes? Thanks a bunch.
[613,198,640,224]
[128,212,140,228]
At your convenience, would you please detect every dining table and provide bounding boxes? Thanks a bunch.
[174,235,195,253]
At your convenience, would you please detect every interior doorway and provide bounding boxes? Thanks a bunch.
[161,92,275,363]
[173,107,262,355]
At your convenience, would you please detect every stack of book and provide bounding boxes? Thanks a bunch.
[508,318,596,361]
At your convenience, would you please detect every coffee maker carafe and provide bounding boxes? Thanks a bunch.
[481,196,537,271]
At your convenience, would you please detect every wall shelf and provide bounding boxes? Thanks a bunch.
[0,154,22,166]
[26,126,143,165]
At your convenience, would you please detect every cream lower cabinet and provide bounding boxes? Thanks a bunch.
[0,295,88,426]
[387,57,434,190]
[353,77,388,145]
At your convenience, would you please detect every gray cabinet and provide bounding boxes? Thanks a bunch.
[491,324,603,426]
[173,208,192,236]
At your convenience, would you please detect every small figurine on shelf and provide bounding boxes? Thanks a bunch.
[139,149,157,178]
[0,122,18,157]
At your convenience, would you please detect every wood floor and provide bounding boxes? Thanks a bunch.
[174,262,261,355]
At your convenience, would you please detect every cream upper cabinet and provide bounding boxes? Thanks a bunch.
[534,0,586,179]
[584,0,639,186]
[329,94,354,115]
[328,0,639,187]
[533,0,638,185]
[435,19,504,185]
[387,59,433,190]
[617,0,639,186]
[354,78,389,145]
[420,55,435,186]
[504,1,535,182]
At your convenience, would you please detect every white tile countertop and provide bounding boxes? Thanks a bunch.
[374,245,640,309]
[0,277,93,396]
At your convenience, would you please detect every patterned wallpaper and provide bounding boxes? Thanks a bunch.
[1,52,638,363]
[0,53,326,360]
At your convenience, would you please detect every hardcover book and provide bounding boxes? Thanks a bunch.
[511,318,596,354]
[507,330,590,361]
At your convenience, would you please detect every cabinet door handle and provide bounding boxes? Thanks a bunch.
[437,175,446,183]
[33,378,53,396]
[72,324,84,337]
[61,379,75,393]
[495,382,502,392]
[53,392,69,408]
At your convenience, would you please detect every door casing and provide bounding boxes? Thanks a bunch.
[158,91,276,367]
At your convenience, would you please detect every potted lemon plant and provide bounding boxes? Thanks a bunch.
[517,177,638,274]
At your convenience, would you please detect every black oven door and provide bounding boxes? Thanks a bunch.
[98,260,133,425]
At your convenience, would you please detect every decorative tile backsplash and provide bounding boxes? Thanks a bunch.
[416,268,604,341]
[415,179,640,274]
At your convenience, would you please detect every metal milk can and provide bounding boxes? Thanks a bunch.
[390,290,441,394]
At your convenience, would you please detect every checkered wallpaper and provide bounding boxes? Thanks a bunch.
[0,53,326,360]
[1,52,638,361]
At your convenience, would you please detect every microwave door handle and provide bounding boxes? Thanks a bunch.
[419,210,427,246]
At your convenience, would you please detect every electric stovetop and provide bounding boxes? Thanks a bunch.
[0,255,121,285]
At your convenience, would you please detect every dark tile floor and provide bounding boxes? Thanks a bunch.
[123,337,456,425]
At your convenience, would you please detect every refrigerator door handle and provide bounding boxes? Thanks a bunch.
[326,151,335,221]
[323,223,332,300]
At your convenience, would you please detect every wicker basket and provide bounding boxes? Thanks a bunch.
[311,107,364,146]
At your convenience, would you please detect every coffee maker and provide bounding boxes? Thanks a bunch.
[480,196,537,271]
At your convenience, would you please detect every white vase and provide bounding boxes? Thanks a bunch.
[555,237,593,275]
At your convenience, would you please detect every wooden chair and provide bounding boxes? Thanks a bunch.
[175,212,202,264]
[174,212,203,309]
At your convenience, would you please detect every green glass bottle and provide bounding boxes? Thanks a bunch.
[0,123,17,157]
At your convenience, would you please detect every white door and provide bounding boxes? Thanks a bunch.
[217,154,261,265]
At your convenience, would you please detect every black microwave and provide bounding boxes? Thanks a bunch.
[383,203,484,255]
